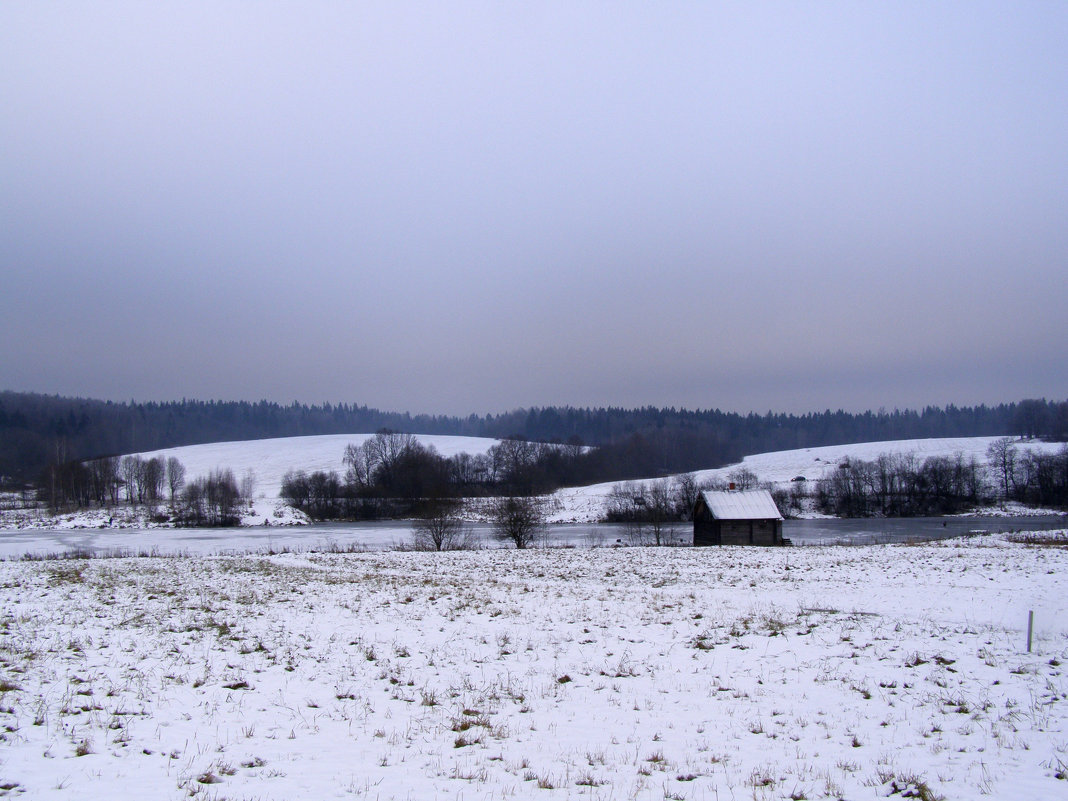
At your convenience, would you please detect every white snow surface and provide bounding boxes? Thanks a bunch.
[1,535,1066,799]
[546,436,1064,522]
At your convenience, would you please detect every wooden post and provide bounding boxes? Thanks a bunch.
[1027,610,1034,653]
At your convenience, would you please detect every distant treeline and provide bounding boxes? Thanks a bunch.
[2,390,1066,486]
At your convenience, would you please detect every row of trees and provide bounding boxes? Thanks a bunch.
[37,453,251,527]
[814,440,1068,516]
[282,432,1068,528]
[176,469,242,527]
[281,432,592,520]
[281,429,727,522]
[814,453,987,516]
[343,432,587,497]
[39,453,186,510]
[605,477,697,545]
[407,496,548,552]
[407,438,1068,551]
[985,439,1068,508]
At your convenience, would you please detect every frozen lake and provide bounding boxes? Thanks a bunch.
[0,515,1063,558]
[784,514,1066,545]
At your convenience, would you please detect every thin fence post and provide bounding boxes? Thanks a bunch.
[1027,610,1034,653]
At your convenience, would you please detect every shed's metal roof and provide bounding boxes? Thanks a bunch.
[700,489,783,521]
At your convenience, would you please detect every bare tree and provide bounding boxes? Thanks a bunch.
[490,495,545,549]
[306,470,342,519]
[447,451,491,490]
[343,431,417,492]
[411,498,473,551]
[674,472,700,519]
[204,468,241,526]
[987,437,1017,501]
[769,486,792,518]
[241,468,257,502]
[605,482,647,544]
[645,479,678,546]
[180,480,204,524]
[142,456,166,505]
[365,431,416,489]
[488,437,544,493]
[166,456,186,507]
[281,469,311,510]
[343,441,373,490]
[727,467,759,490]
[89,456,120,507]
[373,430,417,463]
[787,480,807,515]
[120,455,140,505]
[607,479,683,545]
[1023,445,1068,507]
[606,481,641,518]
[179,469,241,526]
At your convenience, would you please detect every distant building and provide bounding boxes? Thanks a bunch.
[693,489,785,546]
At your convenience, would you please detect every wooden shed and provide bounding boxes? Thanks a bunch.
[693,489,785,546]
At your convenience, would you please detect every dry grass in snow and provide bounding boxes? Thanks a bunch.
[0,536,1066,799]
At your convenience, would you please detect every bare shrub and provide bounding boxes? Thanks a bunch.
[490,495,545,549]
[410,498,475,551]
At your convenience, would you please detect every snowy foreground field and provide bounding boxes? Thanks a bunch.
[1,536,1066,800]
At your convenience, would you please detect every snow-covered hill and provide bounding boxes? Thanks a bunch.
[9,434,1056,530]
[135,433,501,501]
[128,434,501,525]
[142,434,1064,524]
[546,436,1064,522]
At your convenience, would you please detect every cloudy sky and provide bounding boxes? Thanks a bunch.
[2,2,1066,416]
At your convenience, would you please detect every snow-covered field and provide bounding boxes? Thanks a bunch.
[1,534,1066,799]
[546,437,1064,522]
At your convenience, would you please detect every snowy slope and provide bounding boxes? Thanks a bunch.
[701,435,1062,485]
[547,436,1064,522]
[9,434,1057,530]
[134,433,501,501]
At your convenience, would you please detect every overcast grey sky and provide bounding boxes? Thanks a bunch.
[2,2,1066,416]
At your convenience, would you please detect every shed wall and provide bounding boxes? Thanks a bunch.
[692,516,783,547]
